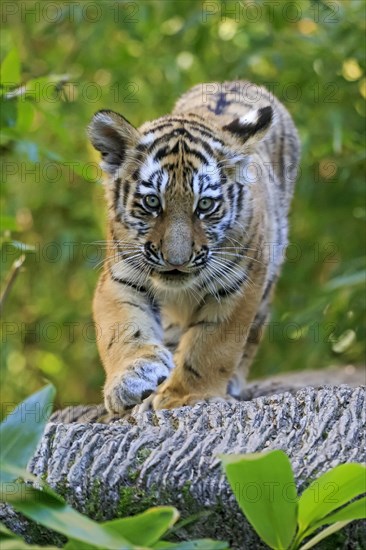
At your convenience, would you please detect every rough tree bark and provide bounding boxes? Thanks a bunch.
[1,368,365,548]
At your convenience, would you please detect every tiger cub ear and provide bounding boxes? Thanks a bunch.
[223,106,273,146]
[88,110,140,174]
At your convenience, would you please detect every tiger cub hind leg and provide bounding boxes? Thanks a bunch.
[227,303,271,398]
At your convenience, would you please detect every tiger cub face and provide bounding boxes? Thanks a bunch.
[88,107,272,292]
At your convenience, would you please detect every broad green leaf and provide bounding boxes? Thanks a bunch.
[325,271,366,290]
[0,216,19,232]
[66,542,228,550]
[0,523,12,533]
[16,101,35,133]
[0,384,55,481]
[14,140,39,162]
[167,510,211,534]
[1,240,35,252]
[152,540,229,549]
[64,541,97,550]
[0,522,17,538]
[0,522,59,548]
[0,129,17,145]
[22,74,69,99]
[221,451,297,549]
[0,540,59,549]
[0,462,43,485]
[102,507,179,545]
[0,49,20,85]
[299,521,351,550]
[302,496,366,539]
[297,463,366,532]
[4,484,135,549]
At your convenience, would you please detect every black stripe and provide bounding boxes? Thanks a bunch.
[217,273,247,297]
[113,177,121,211]
[137,179,155,189]
[182,141,209,165]
[145,128,197,153]
[204,181,221,191]
[146,122,174,134]
[122,182,130,207]
[118,300,147,312]
[188,135,214,157]
[165,340,178,348]
[148,115,224,147]
[147,127,217,159]
[149,300,161,323]
[153,145,170,161]
[235,184,244,220]
[111,275,148,293]
[227,184,235,228]
[111,273,161,322]
[107,336,115,350]
[262,276,276,301]
[187,125,224,145]
[277,119,285,187]
[212,91,231,115]
[170,140,182,155]
[155,117,216,135]
[183,361,201,378]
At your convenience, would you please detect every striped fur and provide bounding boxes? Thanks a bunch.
[88,80,300,413]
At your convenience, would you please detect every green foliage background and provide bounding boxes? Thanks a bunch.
[1,0,365,409]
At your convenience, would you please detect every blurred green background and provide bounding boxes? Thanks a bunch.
[1,0,365,410]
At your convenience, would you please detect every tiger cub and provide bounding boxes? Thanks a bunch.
[88,80,300,413]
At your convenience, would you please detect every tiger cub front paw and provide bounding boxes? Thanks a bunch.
[152,378,230,410]
[104,346,175,414]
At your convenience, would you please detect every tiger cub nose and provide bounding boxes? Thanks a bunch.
[165,258,186,268]
[163,249,191,267]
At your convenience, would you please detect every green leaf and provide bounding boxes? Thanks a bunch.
[325,271,366,291]
[0,521,59,548]
[0,384,55,481]
[0,539,59,550]
[301,496,366,540]
[14,140,39,162]
[298,521,351,550]
[0,216,19,232]
[3,483,135,550]
[152,540,229,549]
[221,451,297,549]
[64,541,97,550]
[0,49,20,85]
[0,522,17,538]
[1,239,35,252]
[0,462,43,486]
[297,463,366,533]
[16,101,35,133]
[102,507,179,545]
[0,129,17,145]
[167,510,211,535]
[22,74,69,99]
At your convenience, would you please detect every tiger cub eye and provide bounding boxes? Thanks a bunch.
[143,194,160,210]
[197,197,214,212]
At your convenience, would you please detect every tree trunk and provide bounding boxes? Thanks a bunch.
[1,368,365,548]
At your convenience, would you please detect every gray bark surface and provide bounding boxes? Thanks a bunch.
[1,369,365,548]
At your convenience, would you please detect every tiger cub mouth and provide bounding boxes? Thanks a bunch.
[162,269,185,276]
[159,268,190,278]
